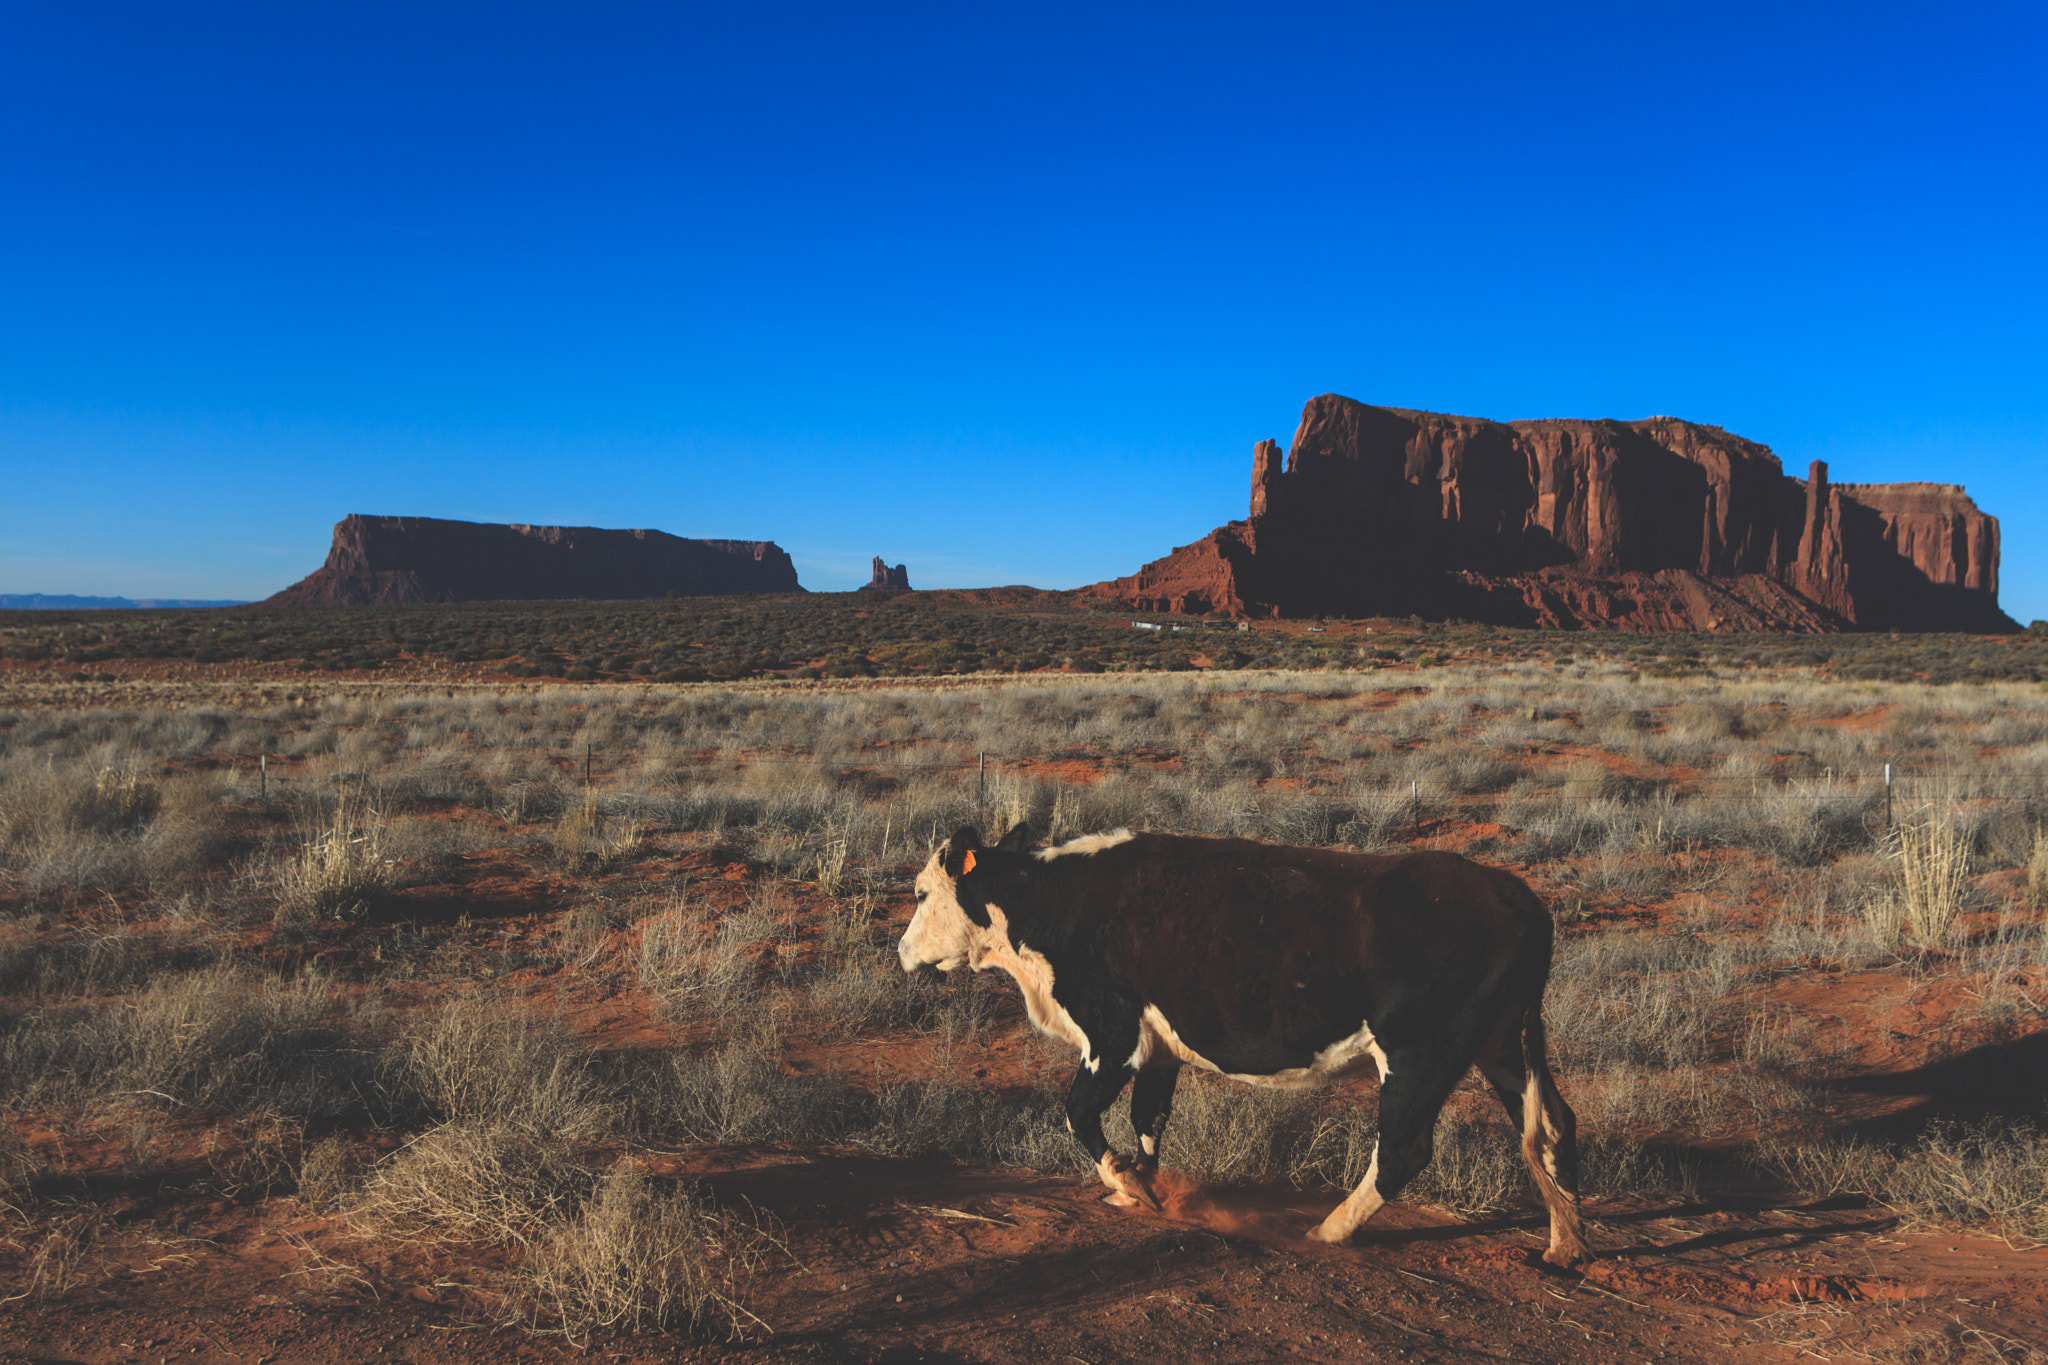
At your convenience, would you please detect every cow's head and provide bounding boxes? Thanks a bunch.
[898,823,1036,973]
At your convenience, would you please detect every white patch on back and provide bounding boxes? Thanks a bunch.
[1132,1004,1391,1089]
[1034,829,1135,860]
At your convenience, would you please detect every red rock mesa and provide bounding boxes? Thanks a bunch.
[1086,395,2009,631]
[263,515,802,606]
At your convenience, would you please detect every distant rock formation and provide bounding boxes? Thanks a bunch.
[858,556,912,592]
[0,594,248,610]
[1085,395,2012,632]
[262,515,803,606]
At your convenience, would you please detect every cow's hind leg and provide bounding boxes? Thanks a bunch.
[1063,1062,1162,1212]
[1518,1010,1591,1267]
[1128,1065,1180,1177]
[1307,1048,1461,1245]
[1479,1006,1589,1266]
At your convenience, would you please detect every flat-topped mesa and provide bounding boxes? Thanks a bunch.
[858,556,913,592]
[1086,394,2011,632]
[262,514,803,606]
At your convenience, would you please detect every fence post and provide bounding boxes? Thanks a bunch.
[978,752,987,822]
[1884,763,1893,830]
[260,753,266,802]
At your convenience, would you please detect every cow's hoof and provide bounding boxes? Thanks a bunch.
[1305,1223,1353,1245]
[1097,1153,1164,1213]
[1103,1190,1143,1209]
[1115,1174,1164,1213]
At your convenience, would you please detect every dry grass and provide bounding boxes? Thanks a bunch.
[2028,831,2048,909]
[549,790,644,869]
[1892,806,1972,947]
[400,994,615,1137]
[275,783,397,921]
[0,966,371,1117]
[355,1120,594,1244]
[1762,1122,2048,1244]
[514,1167,774,1341]
[10,661,2048,1330]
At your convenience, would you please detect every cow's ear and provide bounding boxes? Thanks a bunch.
[996,822,1035,854]
[942,826,982,878]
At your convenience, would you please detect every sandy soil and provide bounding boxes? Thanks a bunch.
[5,671,2047,1364]
[7,1150,2045,1364]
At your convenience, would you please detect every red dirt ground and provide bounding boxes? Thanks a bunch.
[6,1149,2045,1364]
[5,673,2047,1363]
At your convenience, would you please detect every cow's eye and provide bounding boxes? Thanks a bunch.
[915,889,928,903]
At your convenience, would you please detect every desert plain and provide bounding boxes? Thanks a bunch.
[3,608,2047,1365]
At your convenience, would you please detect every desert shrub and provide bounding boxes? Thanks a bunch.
[1578,1135,1701,1199]
[1440,749,1527,795]
[1764,879,1884,966]
[548,790,644,869]
[1501,794,1626,861]
[1336,786,1415,850]
[860,1080,1078,1172]
[1754,1134,1889,1202]
[399,994,615,1138]
[1153,1070,1316,1184]
[298,1135,371,1212]
[809,948,954,1038]
[1760,1122,2048,1243]
[0,754,203,892]
[652,1042,855,1145]
[1546,932,1735,1075]
[1889,808,1971,947]
[1875,1121,2048,1241]
[0,1122,40,1211]
[1252,789,1349,847]
[356,1119,595,1243]
[274,783,398,921]
[514,1167,773,1341]
[202,1110,305,1199]
[0,924,218,997]
[0,967,374,1118]
[638,900,769,1020]
[496,774,571,823]
[1140,1080,1546,1216]
[1744,782,1876,866]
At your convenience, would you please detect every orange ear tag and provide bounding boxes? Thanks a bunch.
[961,850,977,875]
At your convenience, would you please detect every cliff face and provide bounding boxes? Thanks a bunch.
[262,515,803,606]
[1088,395,2011,631]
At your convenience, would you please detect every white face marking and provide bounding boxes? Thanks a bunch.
[1033,829,1134,860]
[1133,1005,1390,1088]
[897,846,977,972]
[895,844,1094,1063]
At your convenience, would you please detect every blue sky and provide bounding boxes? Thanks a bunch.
[3,3,2044,616]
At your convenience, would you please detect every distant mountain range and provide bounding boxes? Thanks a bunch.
[0,594,248,611]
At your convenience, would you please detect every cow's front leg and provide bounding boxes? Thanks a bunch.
[1128,1065,1180,1176]
[1063,1061,1161,1212]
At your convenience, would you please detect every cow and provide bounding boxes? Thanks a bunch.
[896,824,1591,1269]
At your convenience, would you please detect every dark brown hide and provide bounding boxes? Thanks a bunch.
[898,828,1591,1268]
